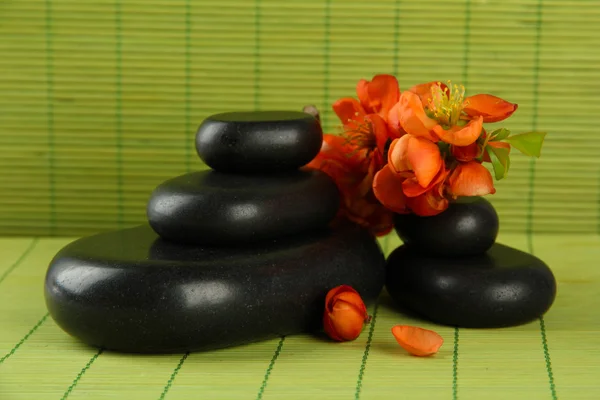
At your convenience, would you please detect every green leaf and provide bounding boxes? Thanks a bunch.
[485,145,511,180]
[490,128,511,141]
[505,131,547,158]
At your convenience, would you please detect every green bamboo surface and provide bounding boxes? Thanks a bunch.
[1,0,600,236]
[1,231,598,399]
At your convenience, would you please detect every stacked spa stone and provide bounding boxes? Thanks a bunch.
[147,111,340,246]
[385,197,557,328]
[44,111,386,354]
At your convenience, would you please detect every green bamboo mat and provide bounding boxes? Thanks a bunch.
[0,231,598,399]
[2,0,600,236]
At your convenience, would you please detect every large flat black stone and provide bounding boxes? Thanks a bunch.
[195,111,323,173]
[385,243,556,328]
[146,169,340,245]
[45,225,385,353]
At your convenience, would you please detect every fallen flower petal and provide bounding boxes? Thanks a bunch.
[324,285,369,341]
[391,325,444,357]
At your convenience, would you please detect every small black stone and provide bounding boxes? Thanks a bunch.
[195,111,323,173]
[147,169,340,245]
[385,243,556,328]
[44,225,385,353]
[394,196,499,257]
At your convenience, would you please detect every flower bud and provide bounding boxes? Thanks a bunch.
[323,285,369,341]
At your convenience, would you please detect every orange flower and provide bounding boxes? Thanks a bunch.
[372,133,450,216]
[388,91,438,142]
[311,76,525,224]
[307,115,394,236]
[334,74,402,136]
[448,161,496,197]
[391,325,444,357]
[388,134,443,188]
[307,78,403,236]
[390,81,516,147]
[356,74,401,120]
[372,164,408,214]
[323,285,369,341]
[373,158,450,217]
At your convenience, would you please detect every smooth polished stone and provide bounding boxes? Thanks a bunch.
[385,243,556,328]
[146,169,340,245]
[45,224,385,353]
[195,111,323,173]
[394,196,499,257]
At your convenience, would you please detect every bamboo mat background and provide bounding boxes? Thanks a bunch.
[1,231,598,399]
[2,1,600,398]
[2,0,600,236]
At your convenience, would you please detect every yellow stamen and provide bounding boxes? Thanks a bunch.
[428,80,466,126]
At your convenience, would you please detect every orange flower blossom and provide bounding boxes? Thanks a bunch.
[323,285,369,341]
[308,75,546,225]
[306,74,403,236]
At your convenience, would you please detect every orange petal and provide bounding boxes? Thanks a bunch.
[405,136,443,187]
[320,134,365,167]
[325,285,358,311]
[387,136,409,173]
[332,97,366,127]
[452,142,481,162]
[323,312,344,341]
[406,194,448,217]
[433,116,483,146]
[463,94,518,123]
[365,114,393,155]
[386,101,407,138]
[387,135,442,187]
[405,180,449,216]
[482,140,511,162]
[356,79,369,110]
[394,91,439,141]
[391,325,444,357]
[448,161,496,197]
[324,285,368,342]
[333,291,368,316]
[357,74,401,117]
[372,164,408,214]
[402,167,448,198]
[327,304,366,340]
[408,81,449,107]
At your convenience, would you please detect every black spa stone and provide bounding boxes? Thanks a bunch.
[44,224,385,353]
[394,196,499,257]
[385,243,556,328]
[195,111,323,173]
[146,169,340,245]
